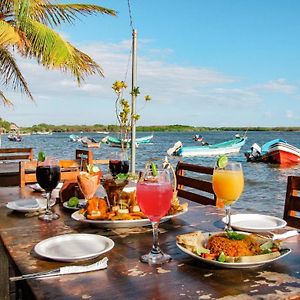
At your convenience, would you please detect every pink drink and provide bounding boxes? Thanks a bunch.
[137,181,173,222]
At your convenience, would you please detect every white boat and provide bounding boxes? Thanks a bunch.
[168,137,247,157]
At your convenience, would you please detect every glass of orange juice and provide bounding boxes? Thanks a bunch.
[212,160,244,231]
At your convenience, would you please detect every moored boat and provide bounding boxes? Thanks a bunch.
[245,139,300,165]
[81,137,100,148]
[267,141,300,164]
[7,134,22,142]
[168,137,247,157]
[103,134,153,148]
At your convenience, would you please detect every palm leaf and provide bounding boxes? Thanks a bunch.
[32,4,117,27]
[0,47,33,99]
[21,18,103,82]
[0,90,13,106]
[0,21,21,46]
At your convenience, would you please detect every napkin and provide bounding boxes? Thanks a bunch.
[60,257,108,275]
[10,257,108,281]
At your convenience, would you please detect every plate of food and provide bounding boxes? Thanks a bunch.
[176,231,291,269]
[34,233,114,262]
[222,214,287,232]
[71,209,187,228]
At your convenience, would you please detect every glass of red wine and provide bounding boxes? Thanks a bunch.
[36,157,61,221]
[109,151,129,178]
[136,167,173,265]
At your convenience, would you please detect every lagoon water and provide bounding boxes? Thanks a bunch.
[2,130,300,218]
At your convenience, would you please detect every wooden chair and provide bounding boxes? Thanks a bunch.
[175,161,223,208]
[0,148,33,162]
[283,176,300,229]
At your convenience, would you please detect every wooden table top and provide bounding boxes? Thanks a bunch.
[0,187,300,300]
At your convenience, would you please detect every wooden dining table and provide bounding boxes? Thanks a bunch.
[0,186,300,300]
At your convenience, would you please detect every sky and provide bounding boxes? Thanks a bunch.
[1,0,300,127]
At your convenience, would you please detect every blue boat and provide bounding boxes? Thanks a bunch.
[103,134,153,148]
[168,137,247,157]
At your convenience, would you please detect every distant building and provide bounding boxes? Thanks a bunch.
[10,123,19,131]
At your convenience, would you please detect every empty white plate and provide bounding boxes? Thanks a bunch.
[6,198,48,212]
[34,233,114,262]
[222,214,287,232]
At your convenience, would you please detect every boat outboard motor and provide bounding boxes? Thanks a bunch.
[250,143,261,158]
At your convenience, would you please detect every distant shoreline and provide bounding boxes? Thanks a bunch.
[1,120,300,133]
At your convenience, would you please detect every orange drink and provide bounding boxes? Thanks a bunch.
[212,169,244,205]
[212,159,244,231]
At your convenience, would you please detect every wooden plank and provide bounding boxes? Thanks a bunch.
[0,155,31,161]
[177,175,214,194]
[0,239,9,300]
[177,189,216,206]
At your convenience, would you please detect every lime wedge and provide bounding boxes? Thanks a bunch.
[217,155,228,168]
[68,196,79,207]
[151,162,158,176]
[38,151,46,162]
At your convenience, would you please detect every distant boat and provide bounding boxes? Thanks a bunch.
[8,134,22,142]
[193,134,204,142]
[103,134,153,148]
[81,137,100,148]
[69,134,83,142]
[168,137,247,157]
[245,139,300,164]
[33,131,52,135]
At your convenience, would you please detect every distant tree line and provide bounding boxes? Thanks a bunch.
[0,119,299,133]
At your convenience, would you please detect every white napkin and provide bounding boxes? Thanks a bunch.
[59,257,108,275]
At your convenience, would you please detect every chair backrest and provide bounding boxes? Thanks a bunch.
[283,176,300,229]
[19,159,82,187]
[0,148,33,162]
[175,161,223,207]
[75,149,93,166]
[19,152,109,187]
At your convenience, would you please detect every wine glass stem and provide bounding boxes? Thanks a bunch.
[225,205,232,231]
[46,191,52,214]
[151,222,161,254]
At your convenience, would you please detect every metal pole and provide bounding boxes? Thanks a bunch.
[131,29,137,174]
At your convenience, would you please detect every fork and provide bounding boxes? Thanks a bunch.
[258,230,299,241]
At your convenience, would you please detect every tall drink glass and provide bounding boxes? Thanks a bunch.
[36,158,61,221]
[136,169,173,265]
[109,151,129,178]
[212,162,244,231]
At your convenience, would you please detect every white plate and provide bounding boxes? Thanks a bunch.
[63,200,87,210]
[71,209,188,228]
[34,233,114,262]
[176,231,291,269]
[222,214,287,232]
[6,198,50,212]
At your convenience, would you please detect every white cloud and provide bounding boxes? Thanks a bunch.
[254,79,298,94]
[1,39,300,127]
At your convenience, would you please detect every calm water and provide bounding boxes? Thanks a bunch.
[2,131,300,218]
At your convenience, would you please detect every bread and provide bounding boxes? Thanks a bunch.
[176,231,206,252]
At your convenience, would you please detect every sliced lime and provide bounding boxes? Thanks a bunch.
[151,162,158,176]
[68,196,79,207]
[38,151,46,162]
[217,155,228,168]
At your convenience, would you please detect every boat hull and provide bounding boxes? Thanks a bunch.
[266,143,300,164]
[175,138,247,157]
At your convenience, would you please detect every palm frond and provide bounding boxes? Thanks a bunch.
[21,18,103,82]
[0,47,33,99]
[0,20,21,47]
[37,4,116,26]
[0,90,13,106]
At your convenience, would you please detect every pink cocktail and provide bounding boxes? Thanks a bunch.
[136,169,173,265]
[137,181,172,222]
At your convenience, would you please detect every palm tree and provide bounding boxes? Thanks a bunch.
[0,0,116,105]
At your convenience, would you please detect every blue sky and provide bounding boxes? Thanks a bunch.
[2,0,300,127]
